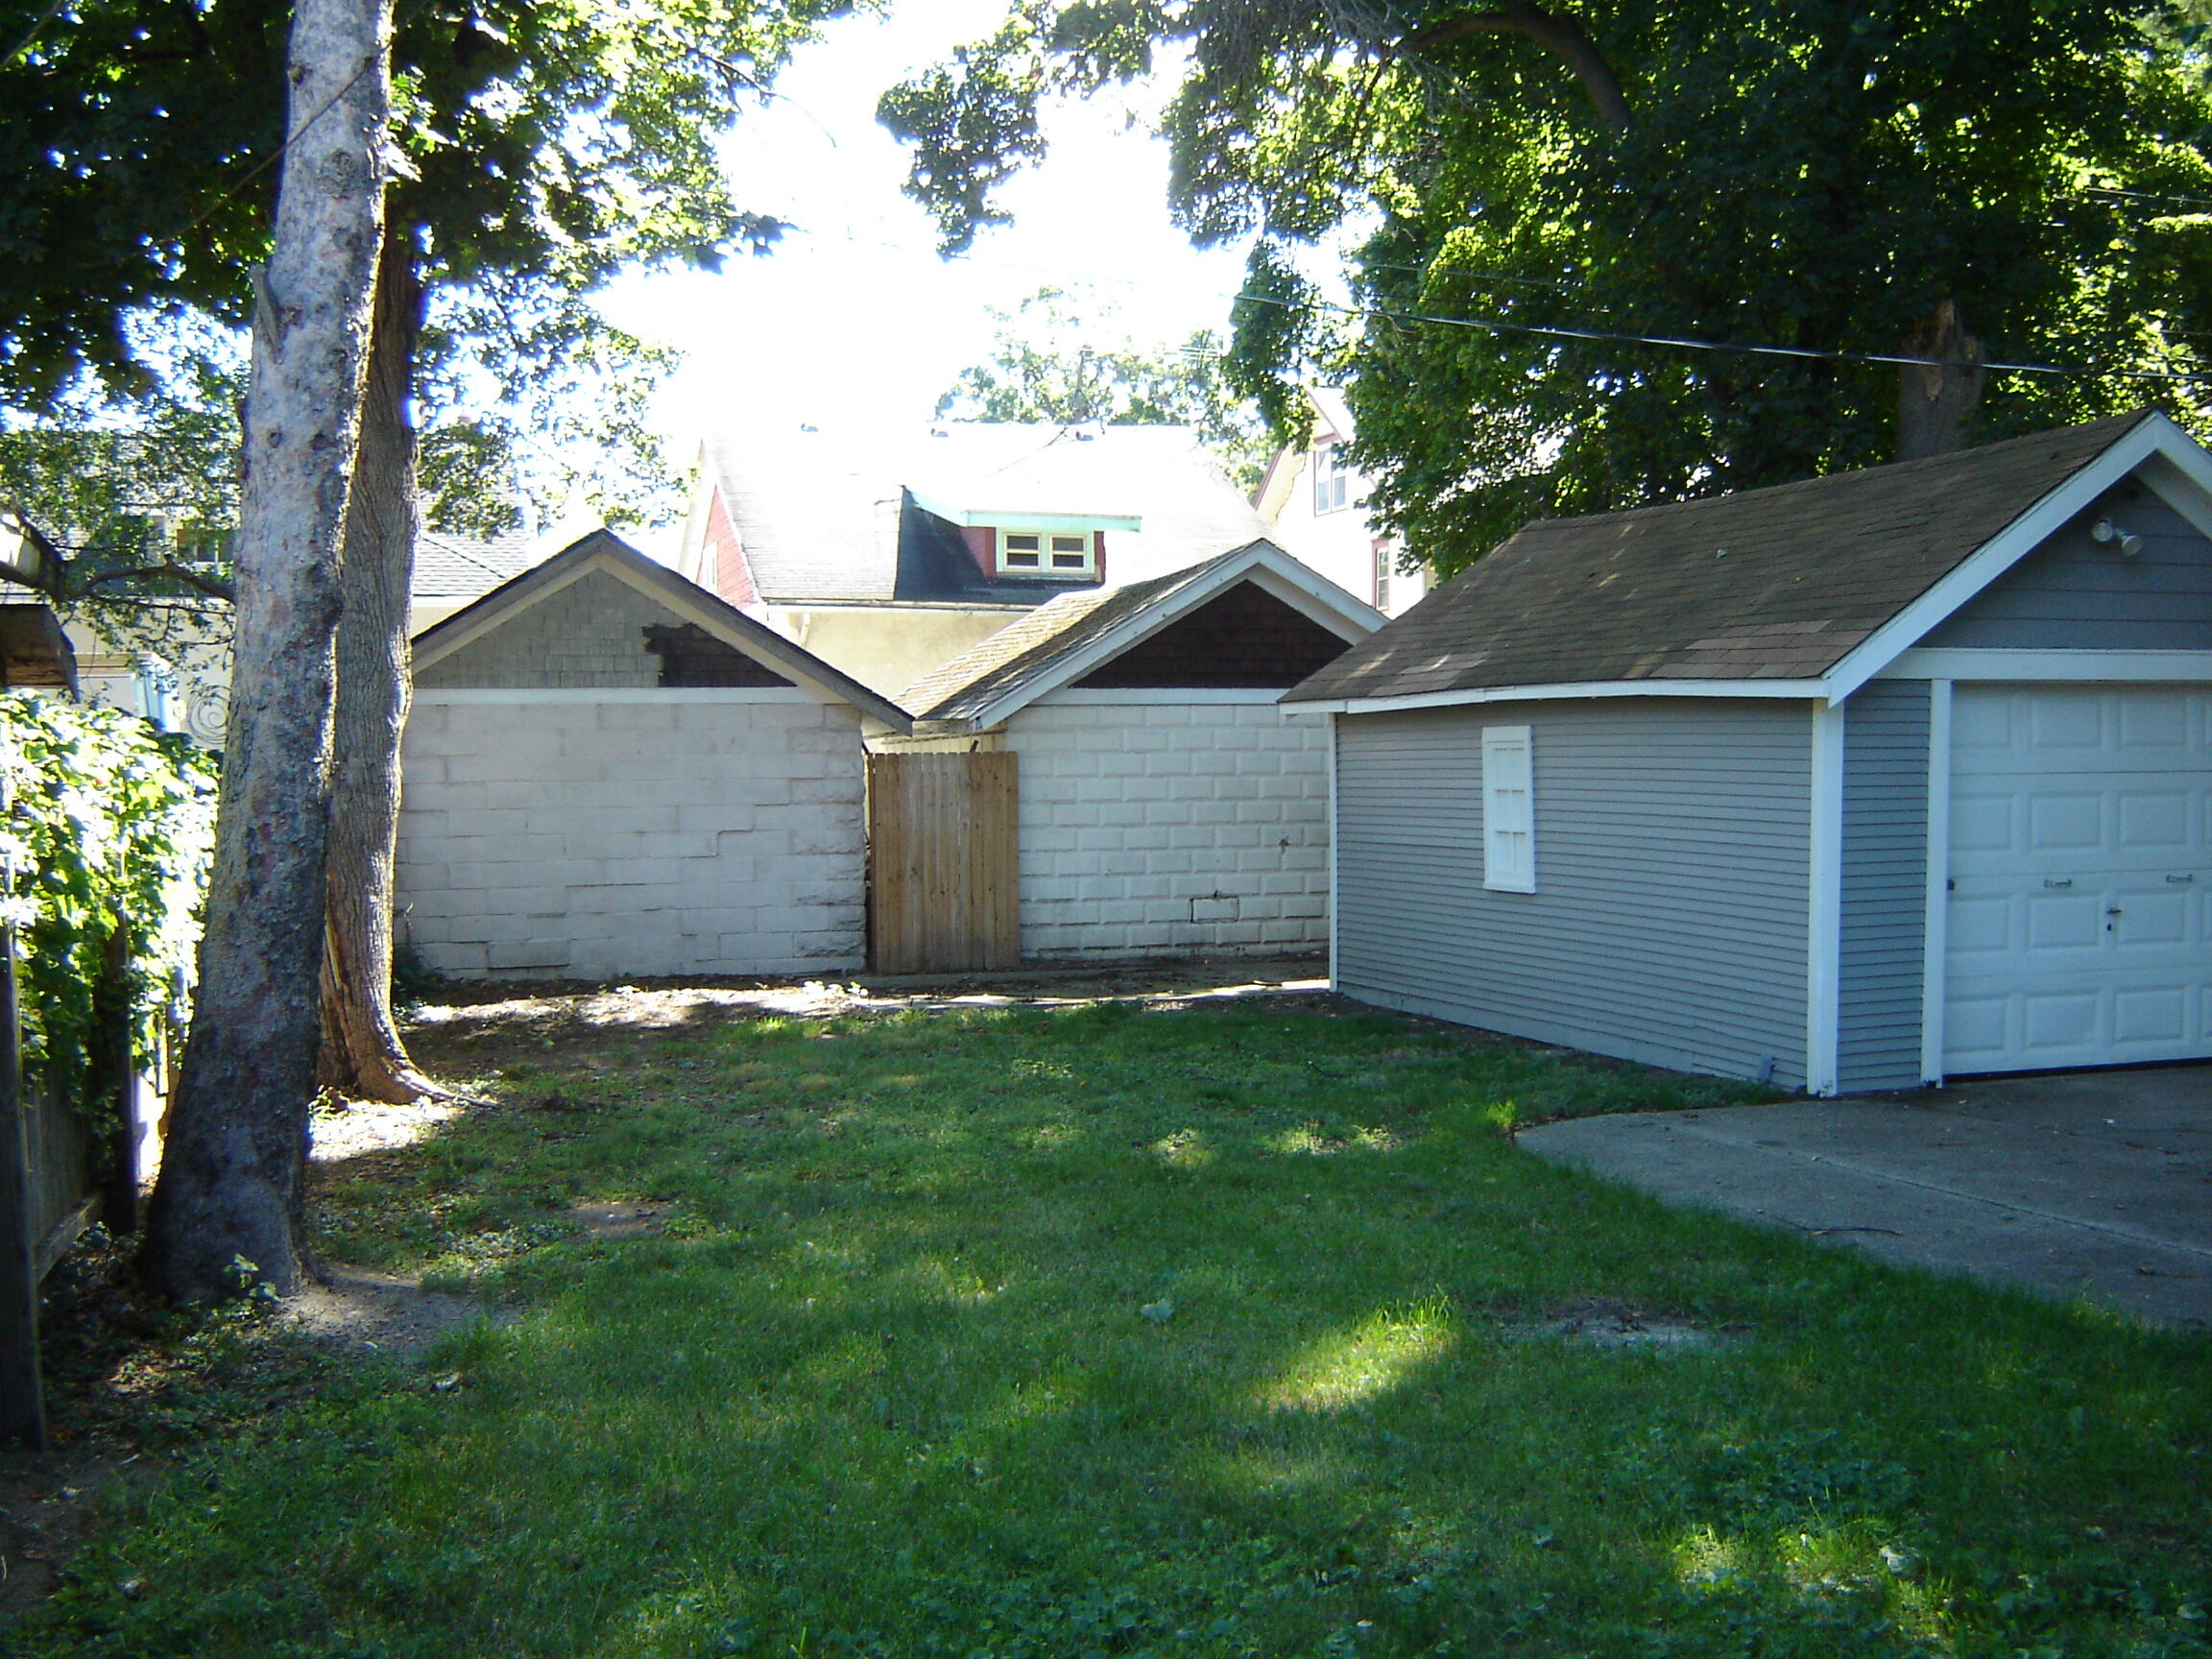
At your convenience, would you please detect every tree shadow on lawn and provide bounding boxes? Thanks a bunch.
[14,997,2212,1659]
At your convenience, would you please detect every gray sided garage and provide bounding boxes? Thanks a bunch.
[1288,411,2212,1091]
[398,531,910,980]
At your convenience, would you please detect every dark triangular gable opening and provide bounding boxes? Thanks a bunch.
[642,622,794,687]
[1072,580,1357,689]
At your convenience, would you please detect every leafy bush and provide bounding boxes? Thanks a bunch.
[0,692,217,1093]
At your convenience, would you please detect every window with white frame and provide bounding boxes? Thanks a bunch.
[997,528,1096,577]
[1482,725,1535,892]
[1311,442,1351,515]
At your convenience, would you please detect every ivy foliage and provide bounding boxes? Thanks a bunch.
[0,695,218,1095]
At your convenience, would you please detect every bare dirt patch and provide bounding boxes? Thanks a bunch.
[1501,1298,1742,1353]
[281,1265,511,1358]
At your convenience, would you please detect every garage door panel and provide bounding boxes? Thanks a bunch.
[2114,989,2188,1044]
[2029,695,2104,751]
[1951,792,2015,854]
[1947,894,2011,955]
[2025,890,2104,950]
[1945,685,2209,1074]
[2119,791,2192,851]
[2118,888,2190,946]
[2117,690,2191,750]
[2028,793,2102,853]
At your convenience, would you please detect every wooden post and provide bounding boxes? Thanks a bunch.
[0,909,49,1450]
[97,923,140,1236]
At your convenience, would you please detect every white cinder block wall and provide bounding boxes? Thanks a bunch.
[397,690,868,978]
[1004,690,1330,959]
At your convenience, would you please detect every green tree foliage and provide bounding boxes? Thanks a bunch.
[2,0,840,401]
[2,0,845,548]
[0,695,218,1093]
[884,1,2212,571]
[937,286,1272,487]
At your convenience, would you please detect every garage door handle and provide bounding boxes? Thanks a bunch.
[2044,878,2072,888]
[2170,874,2196,884]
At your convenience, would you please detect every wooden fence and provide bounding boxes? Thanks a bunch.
[0,916,141,1449]
[867,752,1021,974]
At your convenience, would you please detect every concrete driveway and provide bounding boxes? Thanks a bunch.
[1518,1065,2212,1330]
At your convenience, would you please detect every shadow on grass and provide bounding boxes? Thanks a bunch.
[17,998,2211,1659]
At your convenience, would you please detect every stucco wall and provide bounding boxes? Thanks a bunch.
[1002,690,1331,960]
[397,690,867,978]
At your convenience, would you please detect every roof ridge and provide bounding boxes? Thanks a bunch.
[1518,409,2157,536]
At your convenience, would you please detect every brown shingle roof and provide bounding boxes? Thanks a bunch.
[902,545,1269,723]
[1285,411,2153,704]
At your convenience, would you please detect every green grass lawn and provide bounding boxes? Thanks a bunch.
[14,990,2210,1657]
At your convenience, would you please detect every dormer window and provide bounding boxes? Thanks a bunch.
[998,528,1096,578]
[1311,441,1352,515]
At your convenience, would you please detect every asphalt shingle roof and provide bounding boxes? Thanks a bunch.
[901,545,1267,722]
[411,526,542,604]
[1285,412,2153,705]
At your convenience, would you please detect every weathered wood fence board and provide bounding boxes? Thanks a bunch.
[868,752,1020,974]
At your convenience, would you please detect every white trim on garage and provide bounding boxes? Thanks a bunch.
[1032,686,1294,706]
[1920,679,1954,1084]
[413,686,822,705]
[1882,649,2212,683]
[1326,709,1341,991]
[1807,701,1846,1095]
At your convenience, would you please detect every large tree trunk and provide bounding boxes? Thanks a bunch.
[140,0,389,1303]
[1897,299,1986,461]
[318,227,446,1105]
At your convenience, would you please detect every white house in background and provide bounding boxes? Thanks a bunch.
[1253,387,1429,617]
[677,420,1279,695]
[71,524,551,744]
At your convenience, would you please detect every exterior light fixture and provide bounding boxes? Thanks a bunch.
[2090,517,2144,557]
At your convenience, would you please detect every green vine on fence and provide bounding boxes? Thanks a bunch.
[0,693,217,1098]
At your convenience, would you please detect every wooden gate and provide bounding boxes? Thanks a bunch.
[867,752,1020,974]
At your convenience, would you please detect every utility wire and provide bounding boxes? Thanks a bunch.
[1226,286,2212,384]
[780,221,2212,387]
[170,0,443,245]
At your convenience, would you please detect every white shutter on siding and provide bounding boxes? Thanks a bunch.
[1482,725,1535,892]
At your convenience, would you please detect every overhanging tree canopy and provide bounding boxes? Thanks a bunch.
[884,0,2212,571]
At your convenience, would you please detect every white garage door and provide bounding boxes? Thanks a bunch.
[1945,685,2211,1073]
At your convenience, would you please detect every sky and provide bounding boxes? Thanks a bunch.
[595,4,1258,459]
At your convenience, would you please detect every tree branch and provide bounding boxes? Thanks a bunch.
[1404,2,1631,135]
[75,563,236,603]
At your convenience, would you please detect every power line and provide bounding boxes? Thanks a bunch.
[781,222,2212,388]
[1228,287,2212,385]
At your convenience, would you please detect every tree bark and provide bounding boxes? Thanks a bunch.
[139,0,388,1303]
[318,226,446,1105]
[1405,3,1632,135]
[1897,299,1986,461]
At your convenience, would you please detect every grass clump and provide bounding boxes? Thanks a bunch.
[12,995,2208,1658]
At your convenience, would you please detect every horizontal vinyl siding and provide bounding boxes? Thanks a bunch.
[1334,700,1812,1087]
[1837,681,1931,1093]
[1922,484,2212,650]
